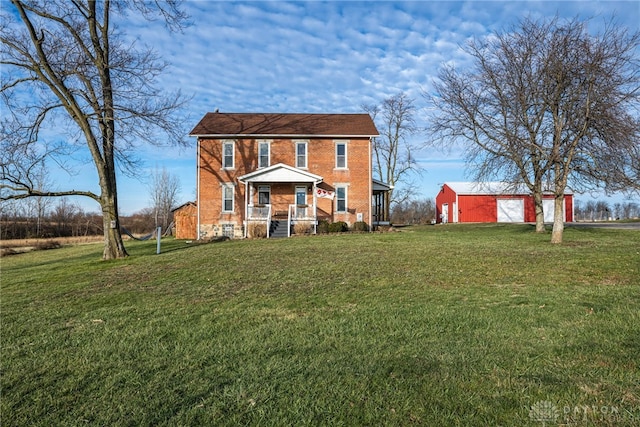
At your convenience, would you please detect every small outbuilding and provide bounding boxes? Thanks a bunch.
[435,182,574,224]
[172,201,197,239]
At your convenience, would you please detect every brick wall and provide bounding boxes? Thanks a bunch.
[198,136,371,237]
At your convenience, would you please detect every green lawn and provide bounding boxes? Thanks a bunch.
[2,224,639,426]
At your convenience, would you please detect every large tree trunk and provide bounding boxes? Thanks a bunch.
[102,211,127,259]
[532,190,545,232]
[550,194,565,244]
[100,162,128,259]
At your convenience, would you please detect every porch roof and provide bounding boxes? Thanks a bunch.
[373,178,393,192]
[238,163,323,184]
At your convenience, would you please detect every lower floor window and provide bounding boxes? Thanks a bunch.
[336,186,347,212]
[258,185,270,205]
[222,224,234,238]
[222,184,234,212]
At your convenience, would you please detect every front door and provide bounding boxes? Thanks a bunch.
[256,185,271,218]
[295,186,307,218]
[258,185,270,205]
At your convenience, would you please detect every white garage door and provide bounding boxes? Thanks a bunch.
[497,199,524,222]
[543,199,565,223]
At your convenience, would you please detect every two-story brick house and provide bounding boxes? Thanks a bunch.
[188,112,388,239]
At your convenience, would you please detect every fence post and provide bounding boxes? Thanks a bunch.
[156,226,161,254]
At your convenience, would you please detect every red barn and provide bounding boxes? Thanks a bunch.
[435,182,574,224]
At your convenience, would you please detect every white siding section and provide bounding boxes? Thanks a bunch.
[497,199,524,222]
[543,199,565,223]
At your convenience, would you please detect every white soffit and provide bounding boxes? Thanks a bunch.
[239,163,322,183]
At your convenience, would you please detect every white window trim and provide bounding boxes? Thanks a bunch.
[295,186,307,205]
[295,141,308,169]
[258,140,271,169]
[335,183,348,213]
[221,223,235,238]
[258,185,271,205]
[335,140,348,169]
[222,183,234,213]
[222,140,235,170]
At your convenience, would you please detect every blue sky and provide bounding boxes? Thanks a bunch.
[50,1,640,214]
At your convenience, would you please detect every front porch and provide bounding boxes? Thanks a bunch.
[240,163,323,238]
[238,163,393,238]
[246,203,317,238]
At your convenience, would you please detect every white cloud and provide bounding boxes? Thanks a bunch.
[13,0,637,212]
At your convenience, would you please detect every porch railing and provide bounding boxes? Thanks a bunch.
[247,204,272,238]
[288,204,316,237]
[248,204,271,219]
[247,204,316,238]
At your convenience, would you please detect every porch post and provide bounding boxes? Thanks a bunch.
[243,181,249,238]
[313,182,318,234]
[196,138,201,240]
[384,191,390,222]
[373,193,377,224]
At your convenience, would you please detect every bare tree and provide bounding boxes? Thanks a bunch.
[585,200,598,221]
[542,19,640,242]
[0,198,25,239]
[23,161,53,237]
[50,197,78,236]
[149,166,181,231]
[363,93,420,218]
[391,197,436,225]
[429,16,640,243]
[1,0,189,259]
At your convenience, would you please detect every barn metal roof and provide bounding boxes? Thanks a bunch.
[444,182,573,195]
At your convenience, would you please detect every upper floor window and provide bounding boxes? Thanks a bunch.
[222,141,234,169]
[296,141,307,169]
[335,141,347,169]
[258,141,270,168]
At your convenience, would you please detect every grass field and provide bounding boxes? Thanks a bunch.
[2,224,639,426]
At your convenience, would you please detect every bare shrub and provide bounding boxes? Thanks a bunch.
[249,222,267,238]
[293,222,311,235]
[35,240,62,250]
[0,248,18,257]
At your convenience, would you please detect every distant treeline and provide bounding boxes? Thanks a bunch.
[1,197,638,240]
[1,197,170,240]
[574,200,640,221]
[390,198,437,225]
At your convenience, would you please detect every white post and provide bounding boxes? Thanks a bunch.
[313,182,318,234]
[244,181,249,238]
[196,139,201,240]
[156,226,161,254]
